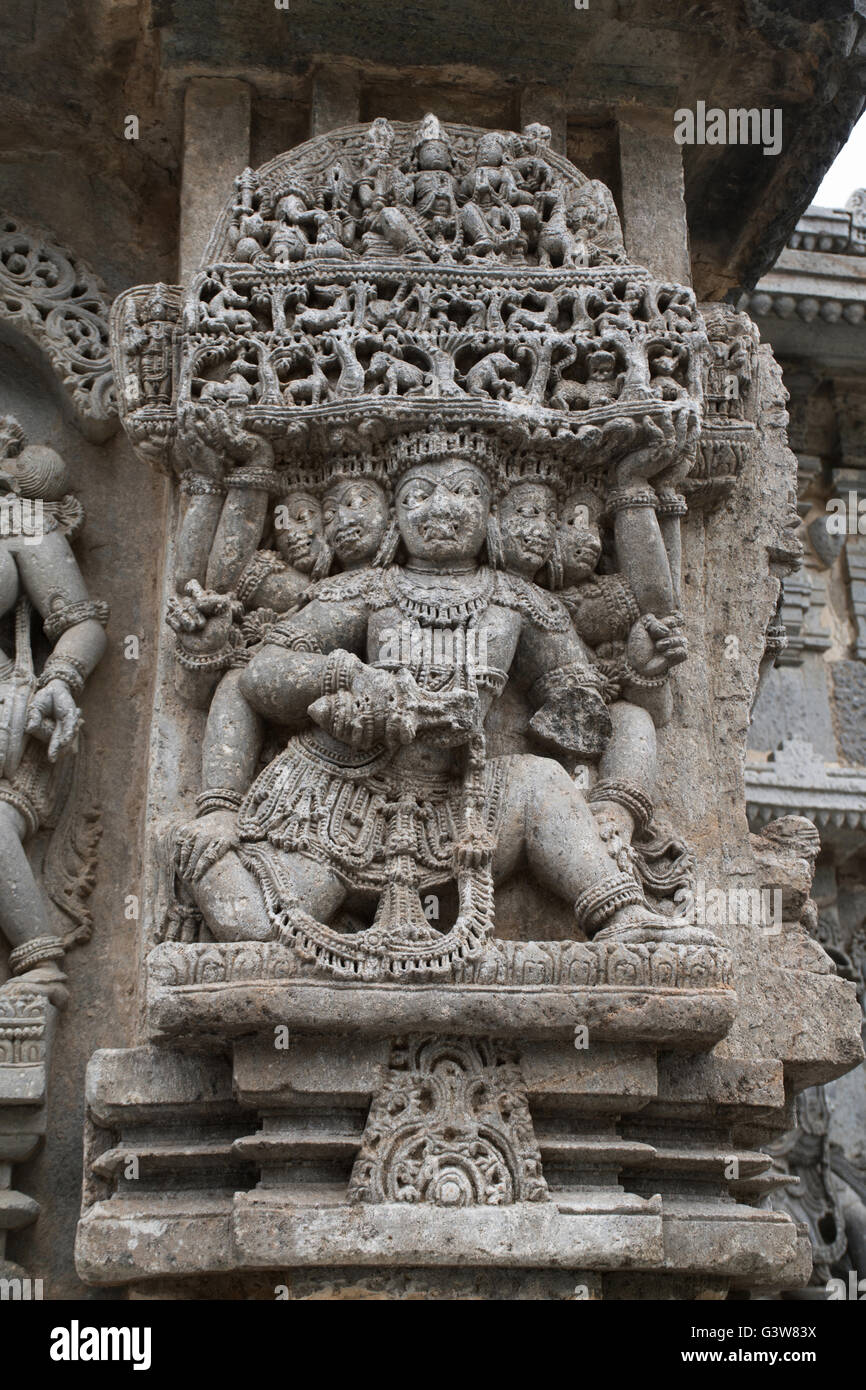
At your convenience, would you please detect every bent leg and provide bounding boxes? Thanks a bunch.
[494,754,627,902]
[193,847,346,942]
[203,667,264,794]
[0,801,53,948]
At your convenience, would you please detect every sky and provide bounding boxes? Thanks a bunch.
[813,111,866,209]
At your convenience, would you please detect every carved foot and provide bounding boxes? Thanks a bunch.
[1,963,69,1009]
[594,906,718,947]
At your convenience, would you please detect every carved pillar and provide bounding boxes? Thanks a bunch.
[832,383,866,661]
[179,79,252,283]
[617,109,691,285]
[310,67,361,137]
[0,995,55,1280]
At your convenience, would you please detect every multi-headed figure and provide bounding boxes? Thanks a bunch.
[170,431,709,978]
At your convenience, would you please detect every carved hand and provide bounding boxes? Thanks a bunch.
[614,410,695,488]
[308,664,417,750]
[25,679,82,761]
[626,614,688,677]
[176,403,224,481]
[167,581,242,653]
[652,406,699,490]
[173,810,237,885]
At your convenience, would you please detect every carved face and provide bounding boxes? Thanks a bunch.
[395,459,490,565]
[273,489,324,572]
[654,355,678,376]
[499,482,558,577]
[417,141,452,172]
[558,495,602,585]
[477,133,506,167]
[588,353,616,381]
[323,478,389,567]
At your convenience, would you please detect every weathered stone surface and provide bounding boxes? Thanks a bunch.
[2,1,864,1304]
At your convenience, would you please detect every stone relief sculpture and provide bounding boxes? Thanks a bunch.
[80,116,862,1297]
[0,417,108,1002]
[113,116,717,983]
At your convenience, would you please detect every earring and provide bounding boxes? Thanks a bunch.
[373,516,400,567]
[486,512,505,569]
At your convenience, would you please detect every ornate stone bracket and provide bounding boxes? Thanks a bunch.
[0,213,117,441]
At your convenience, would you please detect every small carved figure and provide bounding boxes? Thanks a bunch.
[362,115,460,262]
[0,423,108,1000]
[268,181,317,263]
[126,284,175,407]
[705,309,753,420]
[458,132,524,258]
[368,350,432,397]
[464,351,521,400]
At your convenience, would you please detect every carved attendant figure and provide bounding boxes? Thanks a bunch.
[0,423,107,997]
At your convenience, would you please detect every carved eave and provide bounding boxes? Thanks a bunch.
[746,740,866,845]
[0,214,117,443]
[147,0,866,299]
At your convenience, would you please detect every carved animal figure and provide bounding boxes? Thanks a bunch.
[549,377,589,411]
[537,184,586,269]
[284,357,330,406]
[502,292,558,332]
[368,351,432,396]
[199,368,258,405]
[296,287,352,335]
[464,352,520,399]
[202,284,256,334]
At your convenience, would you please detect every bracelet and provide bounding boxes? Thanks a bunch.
[620,660,670,689]
[236,550,284,607]
[173,641,234,672]
[265,624,323,654]
[10,935,65,974]
[224,468,283,494]
[43,599,109,643]
[529,661,604,707]
[180,471,225,497]
[574,873,643,933]
[321,649,356,697]
[36,654,88,698]
[588,780,654,833]
[607,487,658,514]
[196,788,243,815]
[655,488,688,518]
